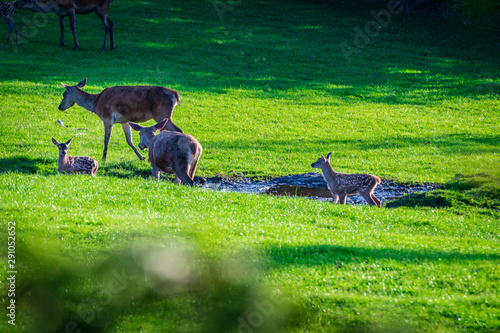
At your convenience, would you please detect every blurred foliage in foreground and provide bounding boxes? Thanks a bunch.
[16,241,300,333]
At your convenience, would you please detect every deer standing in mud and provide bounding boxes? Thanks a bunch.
[1,2,18,45]
[58,78,183,161]
[129,119,202,186]
[52,137,99,176]
[14,0,114,51]
[311,152,382,207]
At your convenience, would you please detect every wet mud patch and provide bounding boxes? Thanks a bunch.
[199,173,440,206]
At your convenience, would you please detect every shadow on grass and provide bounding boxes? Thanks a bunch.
[265,244,500,268]
[5,0,499,105]
[0,157,54,175]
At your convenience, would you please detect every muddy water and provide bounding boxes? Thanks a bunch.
[199,173,439,206]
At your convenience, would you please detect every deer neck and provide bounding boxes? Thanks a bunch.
[75,90,98,114]
[320,162,338,190]
[58,154,71,170]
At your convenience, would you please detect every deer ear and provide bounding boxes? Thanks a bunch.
[65,138,73,146]
[61,83,69,88]
[129,122,143,131]
[52,138,59,145]
[155,118,169,131]
[76,78,87,89]
[326,152,332,161]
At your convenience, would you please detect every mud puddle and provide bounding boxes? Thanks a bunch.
[199,173,440,205]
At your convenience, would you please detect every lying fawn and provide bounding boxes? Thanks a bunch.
[129,119,202,186]
[311,152,381,207]
[1,2,18,45]
[52,138,98,176]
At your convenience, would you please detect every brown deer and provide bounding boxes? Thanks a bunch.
[14,0,114,51]
[129,119,202,186]
[311,152,382,207]
[58,78,183,161]
[1,2,18,45]
[52,137,99,176]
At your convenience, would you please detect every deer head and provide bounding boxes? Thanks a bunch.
[52,138,73,156]
[129,119,169,150]
[59,78,87,111]
[311,152,332,168]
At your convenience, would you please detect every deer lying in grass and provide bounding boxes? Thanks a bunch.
[52,138,98,176]
[311,152,381,207]
[1,2,18,45]
[58,78,183,161]
[129,119,202,186]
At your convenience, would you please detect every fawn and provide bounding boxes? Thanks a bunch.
[129,119,202,186]
[52,138,98,176]
[311,152,381,207]
[1,2,18,45]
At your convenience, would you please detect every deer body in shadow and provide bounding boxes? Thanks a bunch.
[14,0,114,51]
[1,2,18,45]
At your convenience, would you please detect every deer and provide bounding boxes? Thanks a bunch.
[311,152,382,207]
[52,137,99,176]
[14,0,114,51]
[128,119,202,186]
[1,2,18,45]
[58,78,183,162]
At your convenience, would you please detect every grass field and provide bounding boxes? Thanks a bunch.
[0,0,499,332]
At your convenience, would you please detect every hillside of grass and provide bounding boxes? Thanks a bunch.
[0,0,499,332]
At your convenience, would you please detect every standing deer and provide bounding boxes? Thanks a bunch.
[311,152,382,207]
[14,0,114,51]
[58,78,183,161]
[52,137,99,176]
[129,119,202,186]
[1,2,18,45]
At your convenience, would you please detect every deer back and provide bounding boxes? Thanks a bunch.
[148,131,201,172]
[95,86,179,123]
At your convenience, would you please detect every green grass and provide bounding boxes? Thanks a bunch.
[0,0,499,332]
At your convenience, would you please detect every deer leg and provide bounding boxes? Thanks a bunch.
[68,11,79,50]
[152,165,160,181]
[121,123,145,160]
[339,193,347,205]
[97,13,109,51]
[331,193,339,204]
[6,22,12,45]
[370,192,382,207]
[361,192,376,206]
[174,171,195,186]
[102,122,113,161]
[12,18,18,46]
[59,16,65,47]
[107,17,114,50]
[188,155,200,180]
